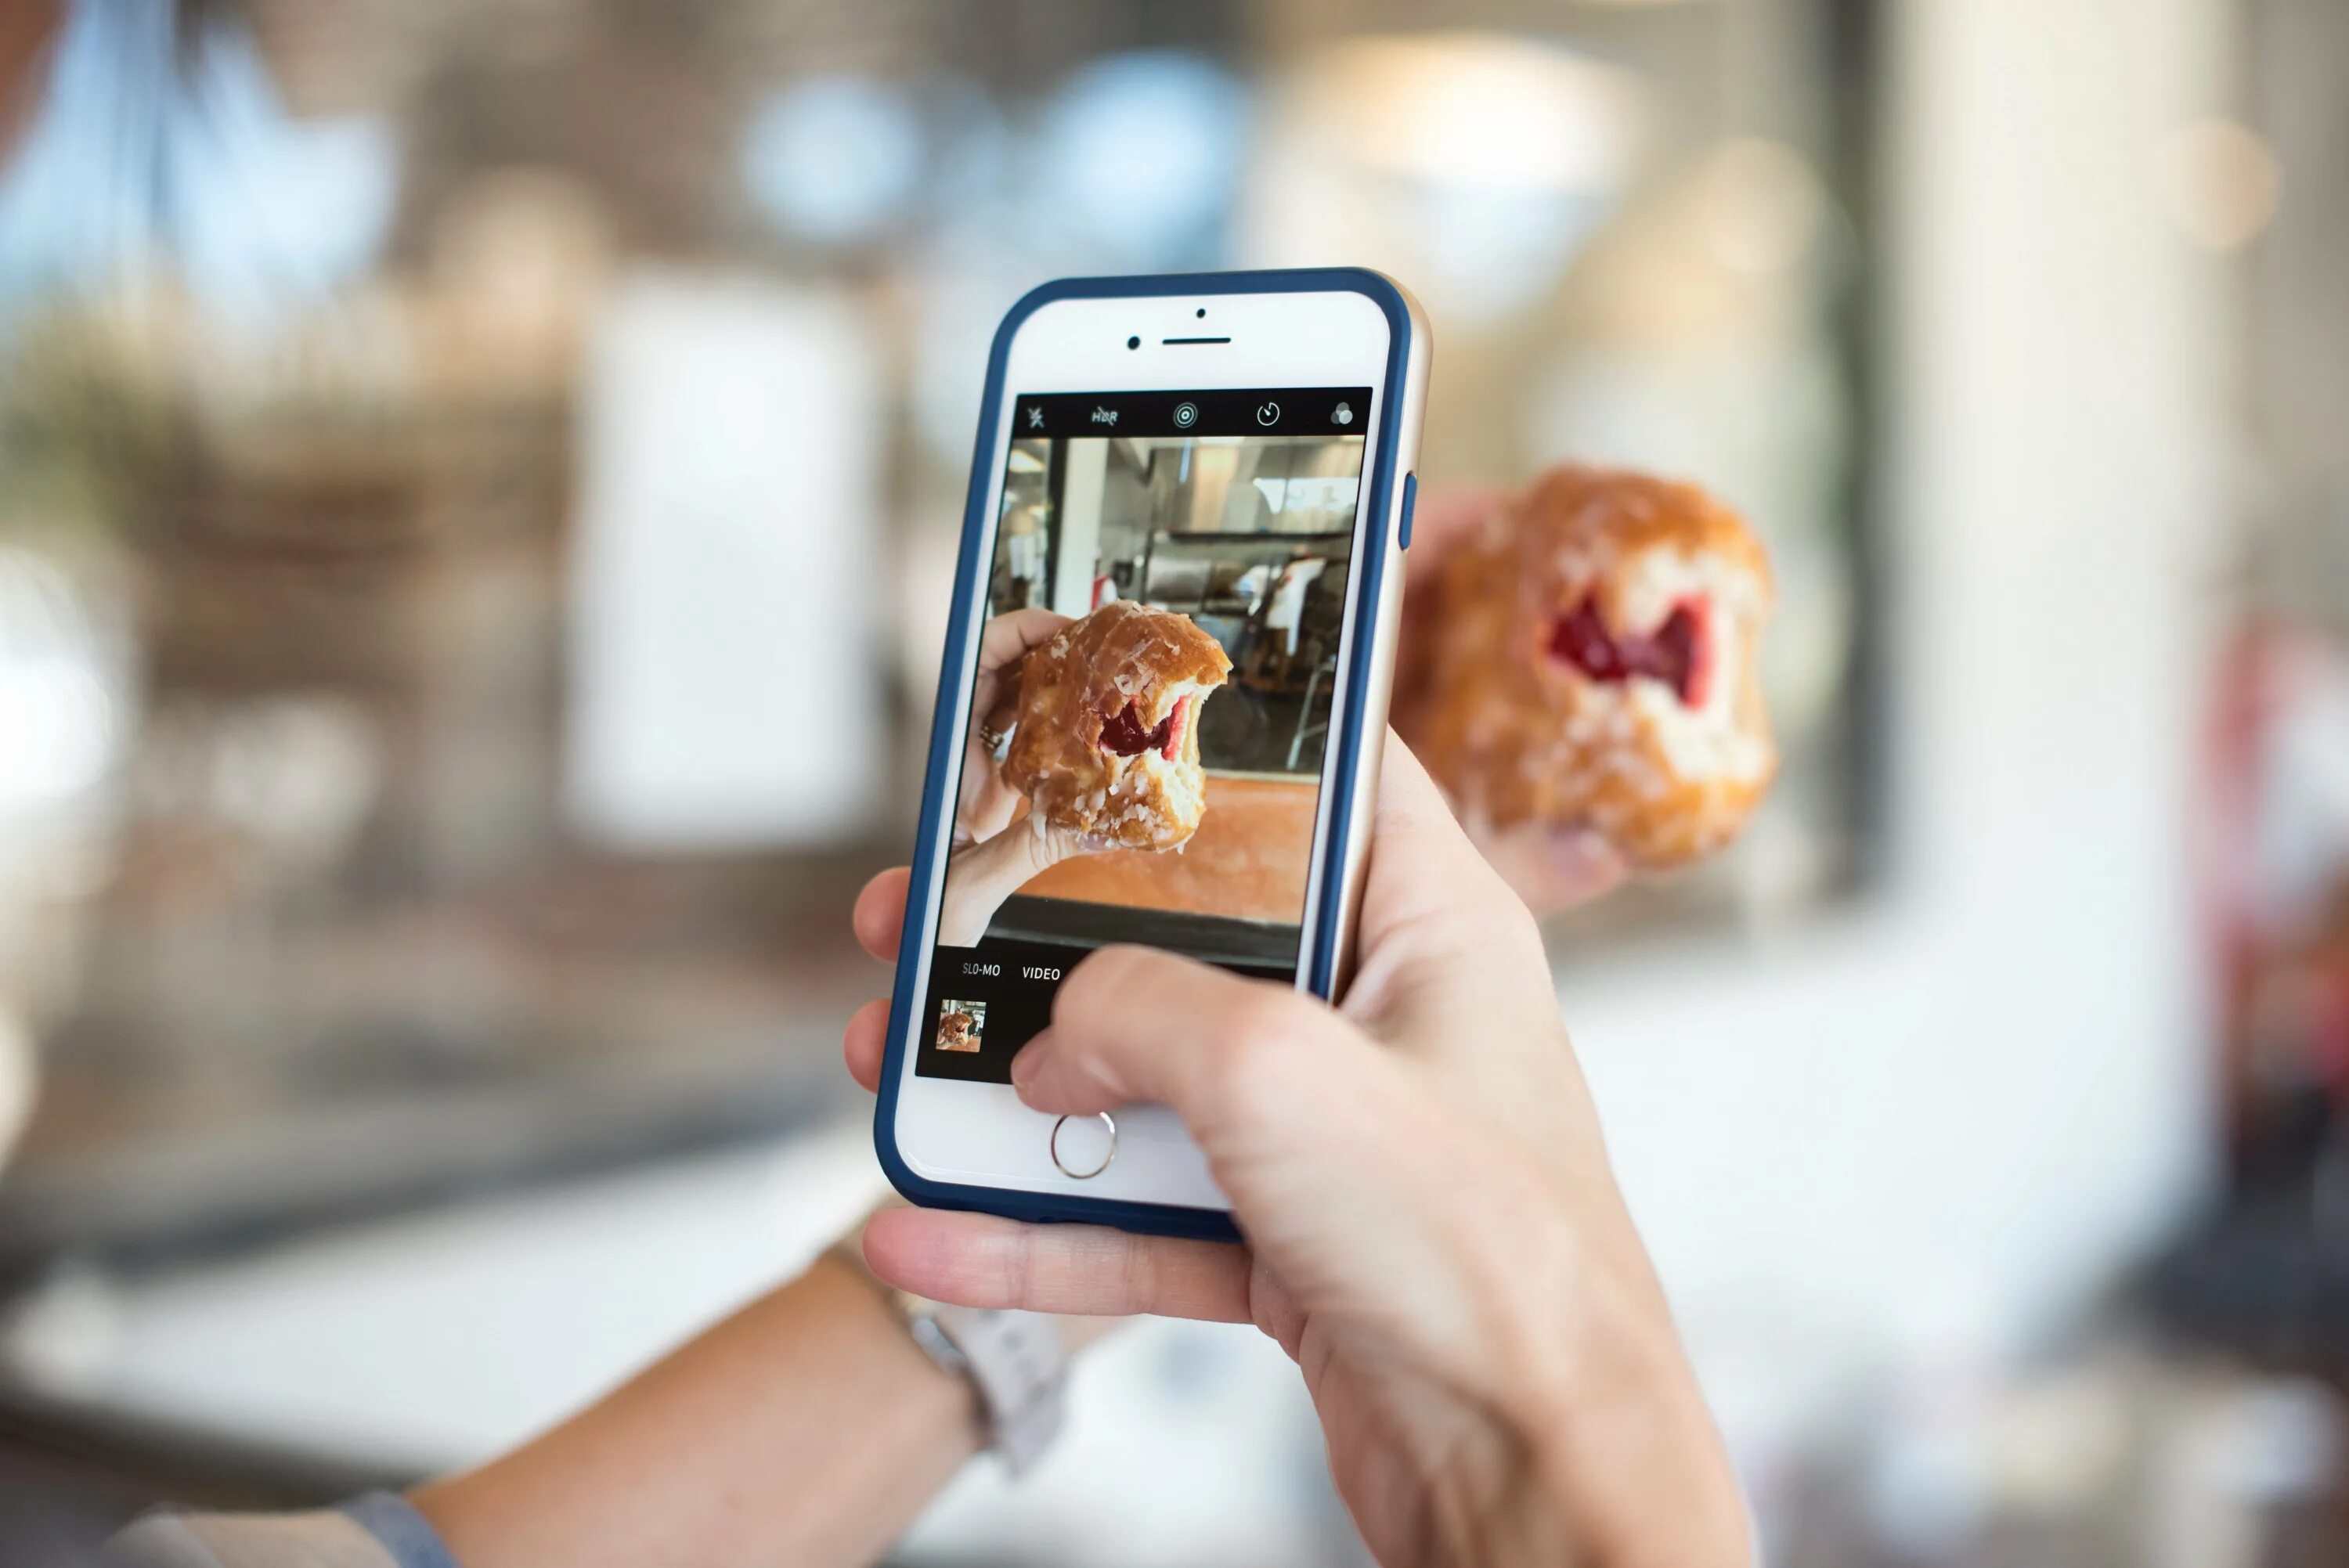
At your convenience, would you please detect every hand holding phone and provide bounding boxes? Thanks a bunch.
[840,737,1752,1567]
[877,270,1431,1236]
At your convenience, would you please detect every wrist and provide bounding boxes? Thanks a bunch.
[811,1252,987,1434]
[1517,1344,1751,1568]
[824,1233,1079,1476]
[1487,1210,1752,1567]
[967,818,1060,890]
[408,1257,991,1568]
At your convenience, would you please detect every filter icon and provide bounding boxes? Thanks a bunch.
[1332,402,1355,427]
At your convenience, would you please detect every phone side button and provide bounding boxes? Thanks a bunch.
[1398,472,1418,550]
[1049,1112,1118,1179]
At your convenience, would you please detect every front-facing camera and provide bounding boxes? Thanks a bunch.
[1127,335,1140,349]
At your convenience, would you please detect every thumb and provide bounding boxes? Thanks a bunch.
[1011,946,1355,1143]
[1354,730,1535,963]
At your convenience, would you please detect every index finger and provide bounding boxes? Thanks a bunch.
[970,607,1073,726]
[862,1206,1253,1322]
[852,867,912,962]
[976,607,1071,674]
[1353,732,1535,961]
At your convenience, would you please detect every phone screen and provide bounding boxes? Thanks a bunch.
[919,385,1374,1084]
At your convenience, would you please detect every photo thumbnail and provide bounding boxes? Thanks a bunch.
[933,1000,986,1054]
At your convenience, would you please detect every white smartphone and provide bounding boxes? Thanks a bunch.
[876,269,1431,1238]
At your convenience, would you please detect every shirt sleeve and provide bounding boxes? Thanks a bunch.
[100,1493,461,1568]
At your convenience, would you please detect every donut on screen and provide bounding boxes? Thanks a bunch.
[1409,466,1776,870]
[1002,600,1232,852]
[935,1009,980,1053]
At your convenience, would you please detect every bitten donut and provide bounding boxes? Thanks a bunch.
[1407,466,1776,869]
[1003,600,1232,851]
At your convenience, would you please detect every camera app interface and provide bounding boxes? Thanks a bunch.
[919,387,1373,1083]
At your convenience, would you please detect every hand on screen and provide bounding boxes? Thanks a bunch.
[954,608,1070,845]
[935,820,1102,947]
[940,607,1132,944]
[838,734,1748,1568]
[1392,485,1632,918]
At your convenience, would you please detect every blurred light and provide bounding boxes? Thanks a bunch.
[2156,116,2281,252]
[568,278,886,849]
[205,698,380,863]
[1034,52,1247,268]
[431,169,608,301]
[0,663,112,816]
[0,2,395,314]
[1689,138,1824,276]
[743,77,925,247]
[1268,34,1644,325]
[168,25,396,310]
[0,552,119,820]
[1301,33,1642,195]
[0,0,173,305]
[429,168,611,376]
[926,81,1015,224]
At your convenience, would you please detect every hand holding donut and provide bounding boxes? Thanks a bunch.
[1395,471,1777,917]
[954,608,1071,845]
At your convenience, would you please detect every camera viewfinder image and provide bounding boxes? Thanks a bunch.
[920,388,1371,1085]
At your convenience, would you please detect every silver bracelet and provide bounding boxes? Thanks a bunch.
[826,1238,1070,1476]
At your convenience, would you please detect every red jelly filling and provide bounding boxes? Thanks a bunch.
[1099,695,1192,759]
[1547,595,1714,706]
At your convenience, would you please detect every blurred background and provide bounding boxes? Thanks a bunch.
[0,0,2344,1561]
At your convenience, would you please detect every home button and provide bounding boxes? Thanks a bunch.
[1049,1113,1117,1179]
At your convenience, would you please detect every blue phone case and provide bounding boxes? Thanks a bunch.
[874,268,1416,1242]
